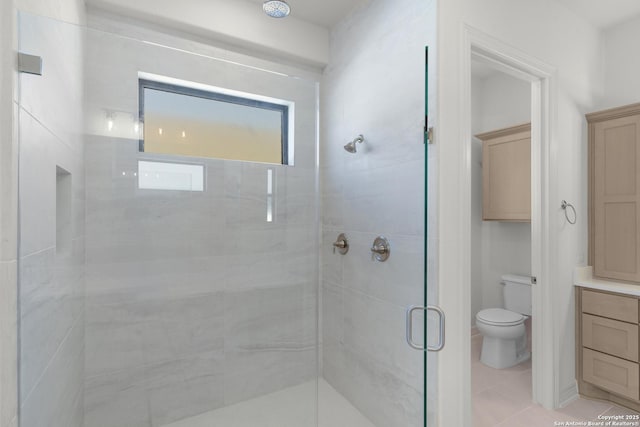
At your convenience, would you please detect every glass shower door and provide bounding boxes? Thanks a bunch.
[17,12,320,427]
[16,6,436,427]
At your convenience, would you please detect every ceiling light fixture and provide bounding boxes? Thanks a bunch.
[263,0,291,18]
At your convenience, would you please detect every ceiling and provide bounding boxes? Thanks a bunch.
[554,0,640,29]
[247,0,370,28]
[250,0,640,30]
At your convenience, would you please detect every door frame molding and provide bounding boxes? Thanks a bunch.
[441,23,558,423]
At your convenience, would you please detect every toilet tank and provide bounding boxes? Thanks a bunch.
[502,274,532,316]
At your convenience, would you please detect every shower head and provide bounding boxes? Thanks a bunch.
[343,141,357,153]
[344,134,364,153]
[263,0,291,18]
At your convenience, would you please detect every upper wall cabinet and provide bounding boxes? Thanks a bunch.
[588,103,640,283]
[476,123,531,222]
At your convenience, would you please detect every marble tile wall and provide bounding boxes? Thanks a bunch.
[17,13,86,427]
[83,24,319,426]
[320,0,438,426]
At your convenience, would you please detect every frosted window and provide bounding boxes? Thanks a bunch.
[138,160,204,192]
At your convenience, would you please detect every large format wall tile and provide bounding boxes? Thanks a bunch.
[223,284,317,405]
[85,350,225,427]
[84,366,151,427]
[0,261,18,427]
[20,318,84,427]
[19,246,84,400]
[18,13,84,154]
[18,13,86,427]
[18,112,56,257]
[323,345,422,427]
[83,22,319,426]
[341,231,423,307]
[85,138,319,423]
[320,0,436,425]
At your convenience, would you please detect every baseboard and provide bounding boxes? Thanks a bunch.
[559,381,579,408]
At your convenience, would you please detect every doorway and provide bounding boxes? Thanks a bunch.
[460,26,556,419]
[469,56,534,425]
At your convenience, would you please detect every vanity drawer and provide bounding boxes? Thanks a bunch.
[583,348,640,401]
[583,314,639,361]
[582,289,638,323]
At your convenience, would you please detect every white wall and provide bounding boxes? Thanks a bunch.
[437,0,602,424]
[602,15,640,109]
[470,71,531,324]
[17,0,86,24]
[321,0,437,425]
[471,72,531,134]
[85,0,329,69]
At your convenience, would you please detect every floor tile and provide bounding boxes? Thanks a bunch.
[601,404,640,418]
[469,332,626,427]
[473,388,533,427]
[556,396,613,420]
[495,404,580,427]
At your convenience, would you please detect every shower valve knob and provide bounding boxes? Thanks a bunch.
[332,233,349,255]
[370,236,390,262]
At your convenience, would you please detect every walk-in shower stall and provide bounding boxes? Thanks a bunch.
[15,1,435,425]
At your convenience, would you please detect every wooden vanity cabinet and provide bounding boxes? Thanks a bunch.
[576,287,640,409]
[587,103,640,282]
[476,123,531,222]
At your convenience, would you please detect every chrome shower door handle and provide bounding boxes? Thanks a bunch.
[406,305,445,352]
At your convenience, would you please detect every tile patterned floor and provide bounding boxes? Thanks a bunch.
[472,330,640,427]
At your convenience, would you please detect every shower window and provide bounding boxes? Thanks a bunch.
[139,77,291,164]
[137,160,204,192]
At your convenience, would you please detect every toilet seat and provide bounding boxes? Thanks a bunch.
[476,308,525,326]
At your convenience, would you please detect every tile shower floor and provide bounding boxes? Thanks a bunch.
[472,330,640,426]
[162,378,375,427]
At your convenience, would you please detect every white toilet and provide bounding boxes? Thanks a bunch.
[476,274,532,369]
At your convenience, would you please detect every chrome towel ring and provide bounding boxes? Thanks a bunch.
[561,200,577,225]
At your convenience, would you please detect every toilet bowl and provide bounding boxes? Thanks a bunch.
[476,274,532,369]
[476,308,529,369]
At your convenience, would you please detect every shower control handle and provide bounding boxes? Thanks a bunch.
[370,236,390,262]
[332,233,349,255]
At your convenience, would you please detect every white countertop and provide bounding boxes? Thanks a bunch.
[574,266,640,296]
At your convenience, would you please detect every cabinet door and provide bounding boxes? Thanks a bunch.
[593,114,640,282]
[582,314,639,362]
[583,348,640,400]
[582,289,639,323]
[482,130,531,221]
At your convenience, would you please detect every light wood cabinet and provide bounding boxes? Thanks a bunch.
[476,123,531,222]
[582,289,639,323]
[582,314,638,361]
[583,348,640,401]
[588,103,640,282]
[576,287,640,410]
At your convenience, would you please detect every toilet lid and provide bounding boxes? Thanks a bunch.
[476,308,525,326]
